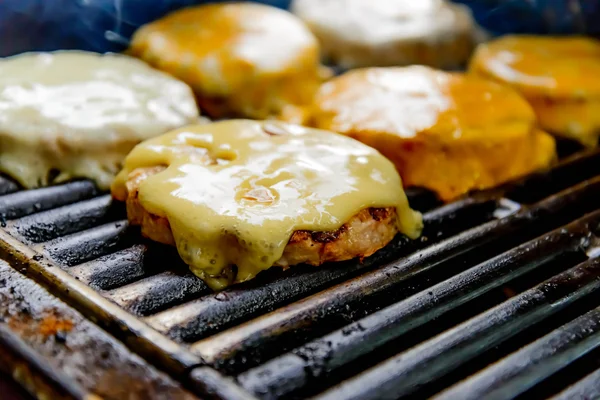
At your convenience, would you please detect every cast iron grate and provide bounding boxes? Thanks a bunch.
[1,143,600,399]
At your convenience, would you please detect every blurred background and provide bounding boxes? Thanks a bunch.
[0,0,598,57]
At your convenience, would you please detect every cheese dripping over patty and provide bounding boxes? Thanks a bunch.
[112,120,422,289]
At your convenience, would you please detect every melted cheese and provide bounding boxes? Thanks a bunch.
[469,36,600,146]
[0,51,200,189]
[291,0,474,68]
[112,120,422,289]
[308,66,557,200]
[129,3,328,122]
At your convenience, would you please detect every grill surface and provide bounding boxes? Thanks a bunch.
[1,142,600,399]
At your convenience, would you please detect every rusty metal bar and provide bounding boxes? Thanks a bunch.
[0,229,201,375]
[0,325,90,400]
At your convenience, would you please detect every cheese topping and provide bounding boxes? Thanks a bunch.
[112,120,422,289]
[291,0,474,68]
[470,36,600,98]
[0,51,199,189]
[129,3,328,122]
[469,36,600,146]
[308,66,557,200]
[311,66,536,143]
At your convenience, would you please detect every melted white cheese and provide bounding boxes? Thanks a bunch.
[291,0,474,68]
[0,51,200,189]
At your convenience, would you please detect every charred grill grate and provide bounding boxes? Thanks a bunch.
[1,144,600,399]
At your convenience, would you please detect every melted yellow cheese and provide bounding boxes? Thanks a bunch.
[469,36,600,146]
[308,66,557,200]
[0,51,200,189]
[129,3,328,123]
[112,120,422,289]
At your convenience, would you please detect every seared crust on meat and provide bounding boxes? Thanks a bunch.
[121,166,399,269]
[280,207,397,267]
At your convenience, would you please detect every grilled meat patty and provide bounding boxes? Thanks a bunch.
[111,120,422,289]
[121,166,400,270]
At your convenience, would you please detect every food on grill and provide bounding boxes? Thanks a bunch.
[469,36,600,148]
[290,0,474,69]
[111,120,422,289]
[0,51,199,190]
[129,2,329,123]
[306,66,557,201]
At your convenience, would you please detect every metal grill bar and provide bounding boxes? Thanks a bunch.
[67,243,191,291]
[68,245,151,290]
[499,149,600,204]
[0,149,598,399]
[0,176,19,195]
[237,211,598,399]
[313,257,600,400]
[0,181,97,220]
[190,367,259,400]
[142,198,497,342]
[0,228,202,375]
[0,325,89,400]
[106,271,210,316]
[433,306,600,400]
[7,195,116,243]
[41,221,129,266]
[188,179,600,370]
[551,368,600,400]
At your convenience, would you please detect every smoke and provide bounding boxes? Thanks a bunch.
[104,0,130,46]
[1,0,597,57]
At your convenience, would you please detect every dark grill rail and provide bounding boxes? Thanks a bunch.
[0,145,599,399]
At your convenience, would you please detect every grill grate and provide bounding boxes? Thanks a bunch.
[0,145,600,399]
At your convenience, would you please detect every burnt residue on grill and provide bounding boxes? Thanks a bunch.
[236,213,599,399]
[0,142,600,400]
[0,260,198,400]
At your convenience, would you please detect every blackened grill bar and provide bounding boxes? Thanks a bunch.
[314,257,600,400]
[434,305,600,400]
[237,211,600,399]
[0,176,19,195]
[0,180,97,220]
[0,146,597,399]
[188,177,600,370]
